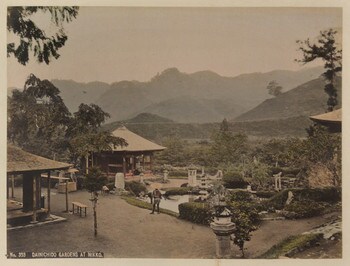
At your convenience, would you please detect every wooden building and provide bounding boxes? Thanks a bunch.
[89,126,166,177]
[309,108,342,133]
[7,145,72,225]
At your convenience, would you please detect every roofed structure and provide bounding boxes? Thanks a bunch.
[90,126,166,177]
[111,126,166,152]
[309,108,342,133]
[7,144,72,174]
[7,145,72,226]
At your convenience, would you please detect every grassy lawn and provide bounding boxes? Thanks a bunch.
[121,196,179,218]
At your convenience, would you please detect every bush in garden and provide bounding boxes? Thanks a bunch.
[229,201,261,257]
[125,181,147,196]
[230,190,253,202]
[266,187,341,210]
[106,182,116,191]
[293,187,341,203]
[283,200,329,219]
[222,172,248,189]
[169,170,188,177]
[178,202,212,225]
[164,187,193,196]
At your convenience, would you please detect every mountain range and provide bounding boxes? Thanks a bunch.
[49,66,324,123]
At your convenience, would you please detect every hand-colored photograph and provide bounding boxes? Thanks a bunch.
[5,3,343,260]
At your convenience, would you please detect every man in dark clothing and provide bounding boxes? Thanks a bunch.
[150,188,162,214]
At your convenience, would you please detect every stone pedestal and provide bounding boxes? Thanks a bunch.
[210,208,235,258]
[115,172,125,190]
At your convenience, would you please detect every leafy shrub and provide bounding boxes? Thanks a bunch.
[178,202,212,225]
[125,181,147,196]
[229,201,261,226]
[223,172,249,189]
[292,187,341,203]
[106,182,116,191]
[228,201,261,257]
[163,187,192,196]
[84,167,107,193]
[169,170,188,177]
[266,187,341,210]
[230,190,252,202]
[283,200,329,219]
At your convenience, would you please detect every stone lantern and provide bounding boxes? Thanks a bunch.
[209,185,235,258]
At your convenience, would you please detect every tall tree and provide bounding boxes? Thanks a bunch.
[68,104,127,171]
[210,119,248,166]
[7,6,79,65]
[67,103,111,138]
[8,74,70,159]
[296,29,342,111]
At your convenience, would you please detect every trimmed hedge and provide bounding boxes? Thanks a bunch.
[163,187,192,196]
[178,202,212,225]
[169,170,188,177]
[230,190,252,202]
[125,181,147,196]
[223,174,249,189]
[283,200,330,219]
[266,187,341,210]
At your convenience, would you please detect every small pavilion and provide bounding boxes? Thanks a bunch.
[7,145,72,225]
[90,126,166,177]
[309,108,342,133]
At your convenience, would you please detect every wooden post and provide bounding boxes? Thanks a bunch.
[131,155,135,172]
[279,176,282,190]
[65,180,69,212]
[47,171,51,214]
[122,156,126,177]
[86,155,89,174]
[11,175,15,198]
[31,175,37,223]
[150,154,153,172]
[38,173,41,208]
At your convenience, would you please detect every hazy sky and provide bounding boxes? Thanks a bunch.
[7,7,342,88]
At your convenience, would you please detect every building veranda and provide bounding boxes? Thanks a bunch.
[85,126,166,177]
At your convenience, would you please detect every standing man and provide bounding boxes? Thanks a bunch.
[150,188,162,214]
